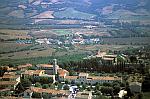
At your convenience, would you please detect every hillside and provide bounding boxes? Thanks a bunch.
[0,0,150,25]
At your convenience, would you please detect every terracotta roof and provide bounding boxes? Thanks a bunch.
[65,76,78,80]
[58,69,69,77]
[102,58,114,61]
[87,76,121,81]
[7,67,17,71]
[37,64,53,68]
[103,55,117,58]
[0,75,20,79]
[23,70,45,75]
[0,88,11,92]
[4,72,16,75]
[0,81,18,85]
[76,91,91,99]
[79,73,88,77]
[29,87,69,95]
[17,64,32,69]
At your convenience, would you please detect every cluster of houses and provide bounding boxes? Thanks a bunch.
[0,58,143,99]
[34,33,101,45]
[84,50,119,66]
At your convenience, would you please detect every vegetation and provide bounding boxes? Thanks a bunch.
[54,8,96,20]
[0,54,86,65]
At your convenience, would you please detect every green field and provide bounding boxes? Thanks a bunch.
[0,54,86,66]
[53,29,72,36]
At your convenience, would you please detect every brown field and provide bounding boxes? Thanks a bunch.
[76,44,142,52]
[102,37,150,45]
[0,42,31,53]
[31,28,110,38]
[0,45,55,59]
[0,29,32,40]
[31,11,54,19]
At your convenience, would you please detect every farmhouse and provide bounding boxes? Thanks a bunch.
[21,70,56,83]
[76,73,121,85]
[0,72,20,89]
[16,64,32,71]
[59,72,122,85]
[23,87,70,99]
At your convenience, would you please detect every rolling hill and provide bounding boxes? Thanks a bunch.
[0,0,149,26]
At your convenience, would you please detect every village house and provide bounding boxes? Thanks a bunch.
[58,69,69,81]
[75,91,92,99]
[21,70,56,83]
[95,50,118,65]
[36,59,59,75]
[60,72,122,85]
[16,64,32,72]
[36,64,57,75]
[23,87,70,99]
[0,72,20,90]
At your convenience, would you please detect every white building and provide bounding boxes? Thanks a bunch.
[63,73,122,85]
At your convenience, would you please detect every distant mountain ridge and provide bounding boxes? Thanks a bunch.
[0,0,149,25]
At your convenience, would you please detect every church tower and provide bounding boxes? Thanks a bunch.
[53,59,57,75]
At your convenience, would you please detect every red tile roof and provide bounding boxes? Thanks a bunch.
[0,81,18,85]
[58,69,69,77]
[23,70,45,75]
[29,87,69,95]
[65,76,78,80]
[37,64,54,68]
[17,64,32,69]
[87,76,121,81]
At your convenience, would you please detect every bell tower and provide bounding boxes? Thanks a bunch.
[53,59,57,75]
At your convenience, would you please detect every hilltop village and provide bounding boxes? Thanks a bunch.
[0,49,149,99]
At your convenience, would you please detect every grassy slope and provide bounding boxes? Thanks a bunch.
[0,54,86,66]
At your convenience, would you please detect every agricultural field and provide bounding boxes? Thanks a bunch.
[0,29,32,40]
[53,8,96,20]
[76,44,142,52]
[0,43,55,59]
[52,29,73,36]
[0,47,55,59]
[102,37,150,45]
[31,28,110,38]
[31,11,54,19]
[31,29,73,38]
[0,42,32,54]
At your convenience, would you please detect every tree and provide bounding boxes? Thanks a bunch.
[32,92,42,98]
[49,84,55,89]
[129,56,137,63]
[103,82,112,87]
[21,79,32,89]
[15,82,25,93]
[87,87,92,91]
[40,77,53,84]
[65,80,69,84]
[63,85,69,90]
[100,87,113,95]
[69,70,76,76]
[35,82,42,88]
[113,85,120,95]
[42,84,49,89]
[42,92,52,99]
[95,84,100,91]
[82,84,87,90]
[94,94,108,99]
